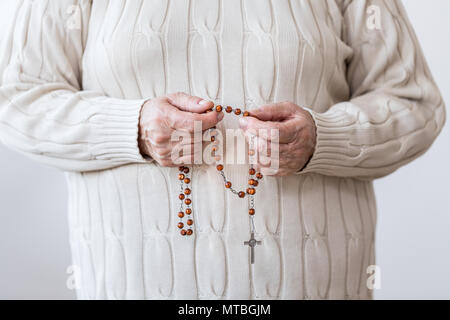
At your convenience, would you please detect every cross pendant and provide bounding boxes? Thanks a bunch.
[244,232,262,264]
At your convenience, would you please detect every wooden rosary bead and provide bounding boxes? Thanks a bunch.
[177,104,266,238]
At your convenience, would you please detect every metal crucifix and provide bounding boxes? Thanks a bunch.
[244,232,261,264]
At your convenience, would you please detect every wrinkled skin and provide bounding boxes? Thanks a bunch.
[138,92,223,166]
[239,102,317,177]
[139,93,316,176]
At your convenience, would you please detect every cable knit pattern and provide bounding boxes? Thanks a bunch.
[0,0,445,300]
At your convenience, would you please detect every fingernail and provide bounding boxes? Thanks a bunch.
[199,99,210,106]
[218,112,224,120]
[239,117,248,129]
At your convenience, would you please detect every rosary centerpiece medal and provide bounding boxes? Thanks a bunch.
[176,105,263,265]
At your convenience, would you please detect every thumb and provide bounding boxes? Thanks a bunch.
[250,102,297,121]
[167,92,214,113]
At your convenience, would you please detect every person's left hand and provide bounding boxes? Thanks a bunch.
[239,102,317,176]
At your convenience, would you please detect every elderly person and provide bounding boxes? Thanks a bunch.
[0,0,445,300]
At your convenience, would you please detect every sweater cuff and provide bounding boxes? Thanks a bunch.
[297,103,354,176]
[88,97,153,164]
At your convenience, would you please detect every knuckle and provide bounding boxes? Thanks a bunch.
[151,133,167,145]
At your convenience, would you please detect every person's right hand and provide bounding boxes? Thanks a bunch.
[138,92,223,167]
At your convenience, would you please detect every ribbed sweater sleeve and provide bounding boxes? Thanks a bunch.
[0,0,150,172]
[300,0,446,179]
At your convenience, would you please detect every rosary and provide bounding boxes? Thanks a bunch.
[176,104,263,264]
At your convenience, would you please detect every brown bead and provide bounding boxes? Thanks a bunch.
[211,136,215,142]
[186,229,193,236]
[225,182,232,189]
[180,229,187,236]
[249,168,256,175]
[247,188,256,195]
[217,164,224,171]
[243,111,250,117]
[235,108,242,115]
[249,208,255,216]
[185,208,192,215]
[179,166,185,172]
[215,105,223,112]
[256,172,263,179]
[248,149,256,156]
[187,219,193,226]
[212,146,218,152]
[253,180,259,187]
[179,194,185,200]
[184,198,192,205]
[238,191,246,198]
[226,106,233,113]
[248,179,257,186]
[184,188,191,195]
[178,222,184,229]
[184,178,191,184]
[178,173,185,180]
[183,167,190,174]
[178,211,185,218]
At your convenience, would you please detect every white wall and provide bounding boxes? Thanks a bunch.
[374,0,450,299]
[0,0,449,299]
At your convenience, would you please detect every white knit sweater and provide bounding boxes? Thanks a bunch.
[0,0,445,299]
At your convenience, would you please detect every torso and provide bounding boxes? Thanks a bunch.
[68,0,376,300]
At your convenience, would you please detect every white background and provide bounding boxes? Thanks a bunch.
[0,0,449,299]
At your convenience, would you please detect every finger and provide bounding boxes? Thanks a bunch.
[248,102,298,121]
[242,116,303,144]
[166,92,215,113]
[170,107,224,131]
